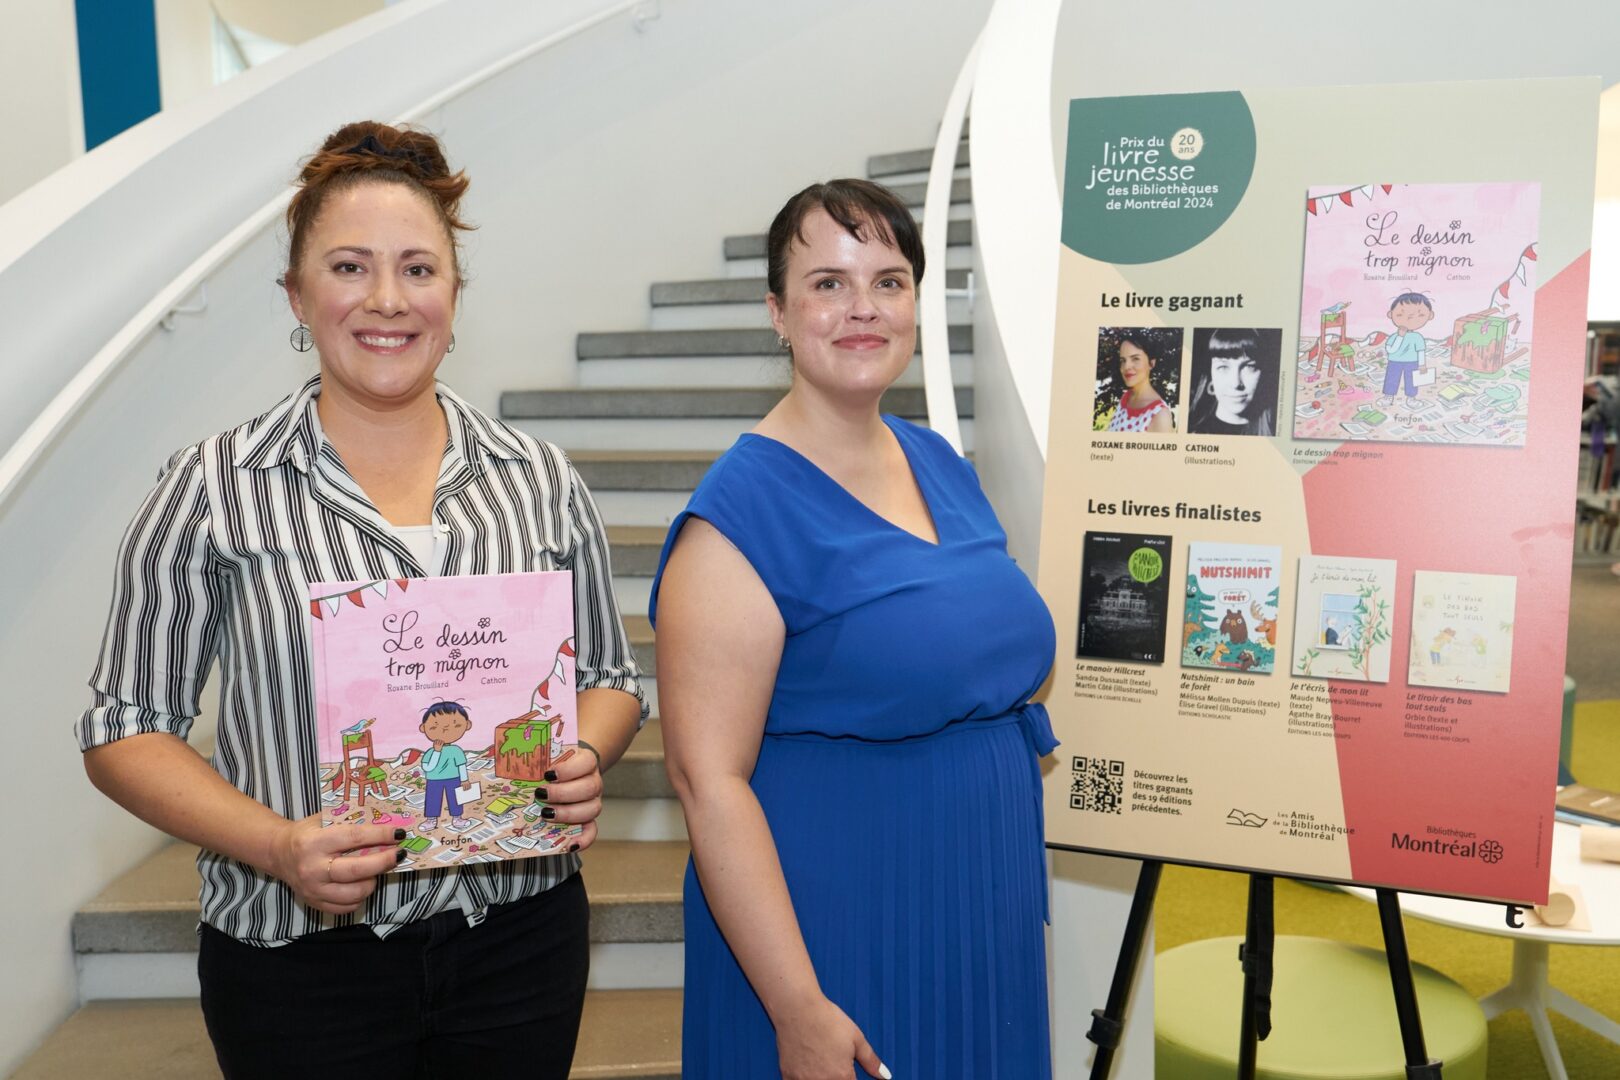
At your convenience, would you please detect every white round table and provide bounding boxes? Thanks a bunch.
[1349,822,1620,1080]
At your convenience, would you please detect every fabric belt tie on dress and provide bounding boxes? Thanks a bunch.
[1009,701,1059,924]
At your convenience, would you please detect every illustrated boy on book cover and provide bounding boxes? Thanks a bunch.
[1181,542,1282,674]
[1293,181,1540,447]
[308,572,584,870]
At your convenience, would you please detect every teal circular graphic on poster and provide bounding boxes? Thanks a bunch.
[1062,92,1256,264]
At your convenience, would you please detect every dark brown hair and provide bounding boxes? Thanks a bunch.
[283,121,473,288]
[765,179,925,299]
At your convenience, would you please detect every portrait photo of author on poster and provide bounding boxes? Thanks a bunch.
[1093,326,1183,434]
[1187,327,1282,436]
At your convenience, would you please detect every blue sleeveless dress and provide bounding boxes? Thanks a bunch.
[648,415,1057,1079]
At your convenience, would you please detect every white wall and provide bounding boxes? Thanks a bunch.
[0,0,83,205]
[0,1,989,1072]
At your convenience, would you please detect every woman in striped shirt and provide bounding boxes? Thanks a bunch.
[76,122,645,1078]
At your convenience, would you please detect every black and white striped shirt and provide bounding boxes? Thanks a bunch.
[77,375,646,945]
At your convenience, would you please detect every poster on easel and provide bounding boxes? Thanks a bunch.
[1037,79,1598,904]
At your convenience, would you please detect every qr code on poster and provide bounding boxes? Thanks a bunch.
[1070,756,1124,814]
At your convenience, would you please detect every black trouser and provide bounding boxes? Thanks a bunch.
[199,873,590,1079]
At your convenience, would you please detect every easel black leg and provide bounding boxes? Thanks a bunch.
[1087,860,1163,1080]
[1237,874,1276,1080]
[1375,888,1444,1079]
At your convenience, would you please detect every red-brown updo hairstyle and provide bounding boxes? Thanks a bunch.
[283,121,474,288]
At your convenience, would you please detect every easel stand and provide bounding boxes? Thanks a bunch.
[1086,861,1444,1080]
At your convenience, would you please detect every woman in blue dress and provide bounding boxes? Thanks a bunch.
[650,179,1057,1080]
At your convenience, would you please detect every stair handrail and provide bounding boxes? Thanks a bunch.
[918,28,983,455]
[0,0,653,515]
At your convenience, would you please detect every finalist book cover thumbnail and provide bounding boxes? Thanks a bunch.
[1077,531,1172,663]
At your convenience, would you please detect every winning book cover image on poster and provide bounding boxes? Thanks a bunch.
[1077,531,1173,663]
[309,573,585,870]
[1407,569,1518,694]
[1294,181,1540,447]
[1182,542,1282,674]
[1093,326,1183,434]
[1186,328,1283,437]
[1292,555,1397,682]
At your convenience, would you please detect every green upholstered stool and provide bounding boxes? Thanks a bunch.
[1155,935,1487,1079]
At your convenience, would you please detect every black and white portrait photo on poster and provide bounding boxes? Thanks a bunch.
[1187,327,1282,437]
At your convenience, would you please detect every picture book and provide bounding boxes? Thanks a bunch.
[308,572,583,870]
[1407,570,1517,694]
[1291,555,1397,683]
[1076,531,1172,663]
[1294,181,1540,447]
[1182,542,1283,674]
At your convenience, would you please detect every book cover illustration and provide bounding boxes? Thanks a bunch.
[1294,181,1540,447]
[308,572,584,870]
[1182,542,1283,674]
[1407,570,1517,694]
[1076,531,1172,663]
[1291,555,1397,682]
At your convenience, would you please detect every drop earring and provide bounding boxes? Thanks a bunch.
[289,324,313,352]
[446,334,456,354]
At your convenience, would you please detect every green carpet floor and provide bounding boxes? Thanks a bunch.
[1154,701,1620,1079]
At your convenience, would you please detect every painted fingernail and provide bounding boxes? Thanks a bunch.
[544,770,559,782]
[393,828,407,840]
[880,1066,893,1080]
[395,850,406,863]
[541,806,557,820]
[532,787,549,801]
[568,842,580,852]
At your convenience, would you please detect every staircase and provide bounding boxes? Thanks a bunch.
[18,136,973,1080]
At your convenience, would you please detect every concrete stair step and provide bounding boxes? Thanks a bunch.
[605,716,670,799]
[574,324,972,361]
[724,242,973,278]
[608,525,667,576]
[506,385,973,423]
[725,217,972,260]
[867,140,969,178]
[577,351,972,388]
[572,450,720,492]
[72,832,684,959]
[650,268,970,307]
[13,992,681,1079]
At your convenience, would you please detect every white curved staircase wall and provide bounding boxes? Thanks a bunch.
[0,0,991,1072]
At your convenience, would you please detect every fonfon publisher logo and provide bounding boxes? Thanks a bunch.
[1390,830,1505,864]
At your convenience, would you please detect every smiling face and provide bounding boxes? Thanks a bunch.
[1118,339,1155,392]
[1209,350,1261,421]
[1389,301,1434,333]
[765,207,917,407]
[285,181,456,413]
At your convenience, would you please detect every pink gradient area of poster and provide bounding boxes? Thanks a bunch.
[1308,256,1588,902]
[308,571,582,869]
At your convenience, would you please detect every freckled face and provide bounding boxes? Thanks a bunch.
[286,182,457,412]
[1390,302,1434,333]
[420,712,470,744]
[1118,340,1154,390]
[766,208,917,405]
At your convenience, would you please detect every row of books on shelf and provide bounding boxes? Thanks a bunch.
[1575,494,1620,554]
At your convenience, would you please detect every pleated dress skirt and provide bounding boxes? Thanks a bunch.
[681,711,1053,1079]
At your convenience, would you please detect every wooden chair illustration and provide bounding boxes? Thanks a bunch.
[338,729,388,807]
[1306,303,1356,381]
